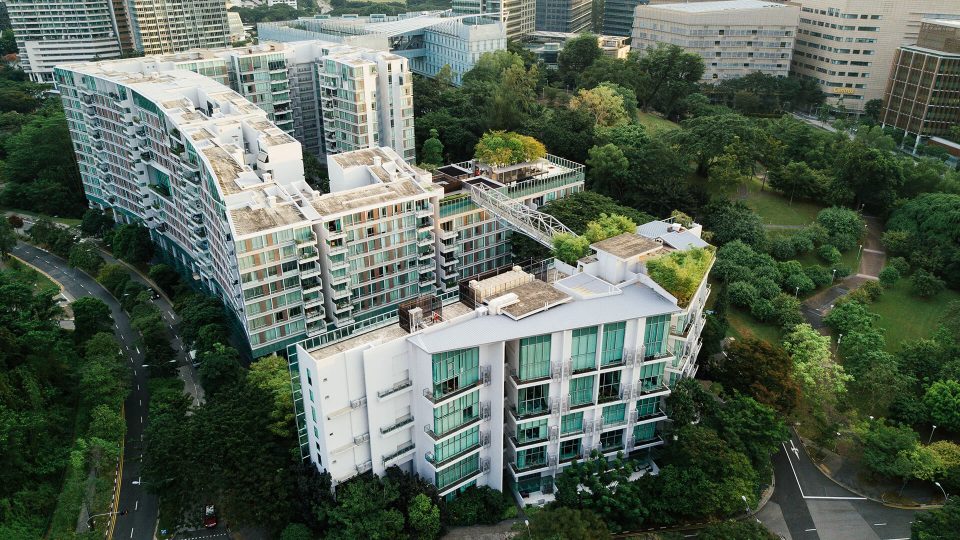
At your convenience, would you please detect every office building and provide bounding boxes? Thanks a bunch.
[449,0,535,40]
[522,32,629,68]
[293,220,713,501]
[602,0,645,37]
[130,41,415,160]
[881,19,960,151]
[631,0,799,82]
[55,55,583,358]
[536,0,592,34]
[258,12,506,85]
[791,0,960,113]
[6,0,125,83]
[126,0,230,55]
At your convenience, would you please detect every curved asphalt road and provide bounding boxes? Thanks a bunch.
[13,242,159,539]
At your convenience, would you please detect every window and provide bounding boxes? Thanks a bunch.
[519,334,551,380]
[600,321,626,366]
[598,371,621,403]
[434,426,479,463]
[432,347,480,398]
[433,391,479,436]
[602,403,626,425]
[634,422,657,443]
[569,376,594,407]
[644,315,670,358]
[571,326,598,371]
[636,396,660,418]
[517,419,548,444]
[561,412,583,434]
[560,438,582,460]
[638,363,665,392]
[517,384,549,416]
[599,429,624,451]
[516,445,547,470]
[436,453,480,489]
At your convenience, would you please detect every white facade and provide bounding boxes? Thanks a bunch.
[7,0,124,83]
[631,0,799,81]
[791,0,960,112]
[296,223,712,501]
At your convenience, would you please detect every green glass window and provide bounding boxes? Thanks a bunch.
[569,375,594,406]
[519,334,551,380]
[434,426,480,463]
[517,384,549,416]
[600,321,626,366]
[515,474,542,495]
[517,419,548,444]
[598,371,621,402]
[571,326,598,371]
[436,453,480,489]
[561,412,583,434]
[516,446,547,470]
[560,438,582,460]
[602,403,626,425]
[638,363,665,392]
[634,422,657,443]
[643,314,670,358]
[600,429,624,451]
[433,391,479,437]
[636,396,660,418]
[432,347,480,398]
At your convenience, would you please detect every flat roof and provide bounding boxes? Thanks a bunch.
[498,279,572,320]
[310,178,425,215]
[591,233,662,260]
[649,0,791,13]
[922,18,960,29]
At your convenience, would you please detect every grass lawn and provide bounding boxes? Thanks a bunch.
[637,111,679,133]
[3,257,60,293]
[727,306,783,345]
[3,206,82,227]
[741,175,824,227]
[867,281,960,352]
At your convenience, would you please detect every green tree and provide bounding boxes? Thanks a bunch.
[80,208,115,237]
[552,233,590,265]
[716,394,789,479]
[783,323,850,412]
[912,269,946,298]
[328,476,405,540]
[407,493,440,540]
[769,161,828,203]
[148,263,180,295]
[831,144,904,215]
[421,128,444,166]
[823,299,877,336]
[68,241,104,274]
[699,520,776,540]
[636,43,705,116]
[713,338,800,414]
[280,524,313,540]
[569,85,629,127]
[248,354,296,438]
[198,343,243,396]
[863,99,883,124]
[72,296,113,345]
[701,198,766,249]
[886,193,960,287]
[473,130,546,166]
[670,113,765,175]
[0,217,14,258]
[859,420,919,479]
[586,143,629,195]
[815,207,864,251]
[527,507,611,540]
[111,223,154,265]
[911,498,960,540]
[582,213,636,243]
[924,380,960,432]
[557,33,602,87]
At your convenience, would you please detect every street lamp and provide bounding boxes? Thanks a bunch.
[837,333,843,346]
[741,495,750,514]
[794,286,799,298]
[832,268,837,281]
[524,519,531,539]
[935,481,948,502]
[929,425,938,445]
[86,509,127,530]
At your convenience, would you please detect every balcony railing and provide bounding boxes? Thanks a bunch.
[380,414,414,435]
[382,442,416,466]
[377,378,413,399]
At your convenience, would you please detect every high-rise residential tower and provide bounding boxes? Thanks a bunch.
[6,0,124,83]
[631,0,799,82]
[126,0,230,55]
[791,0,960,113]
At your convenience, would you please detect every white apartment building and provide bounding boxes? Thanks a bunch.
[258,12,507,86]
[117,41,415,160]
[55,56,584,358]
[126,0,230,55]
[294,222,712,502]
[6,0,125,83]
[632,0,800,81]
[451,0,536,40]
[791,0,960,112]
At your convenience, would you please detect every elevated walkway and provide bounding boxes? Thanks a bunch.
[463,182,575,248]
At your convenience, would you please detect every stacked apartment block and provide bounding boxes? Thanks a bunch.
[293,221,712,502]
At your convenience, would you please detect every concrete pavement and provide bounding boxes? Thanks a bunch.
[13,242,160,540]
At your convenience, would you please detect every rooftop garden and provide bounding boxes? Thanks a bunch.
[646,246,716,307]
[473,130,546,167]
[552,213,636,265]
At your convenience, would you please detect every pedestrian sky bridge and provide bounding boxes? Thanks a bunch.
[463,182,576,249]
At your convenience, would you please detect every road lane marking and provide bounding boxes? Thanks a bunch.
[130,527,134,538]
[135,500,138,511]
[136,347,140,354]
[874,523,887,526]
[805,528,816,532]
[782,442,805,497]
[804,496,867,500]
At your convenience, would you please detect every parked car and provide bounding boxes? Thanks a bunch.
[203,505,217,528]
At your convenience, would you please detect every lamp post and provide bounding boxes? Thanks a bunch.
[86,509,127,530]
[837,333,843,346]
[832,268,837,282]
[794,286,799,298]
[524,519,531,539]
[929,425,937,445]
[935,481,948,502]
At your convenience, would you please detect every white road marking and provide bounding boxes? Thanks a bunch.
[136,347,140,354]
[873,523,887,526]
[135,500,138,511]
[804,496,867,500]
[804,528,816,532]
[139,399,142,406]
[782,442,805,497]
[130,527,134,538]
[790,439,800,460]
[140,416,143,424]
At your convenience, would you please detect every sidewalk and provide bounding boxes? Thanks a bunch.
[799,437,942,509]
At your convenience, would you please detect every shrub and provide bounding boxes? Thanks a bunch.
[645,247,716,307]
[833,266,852,280]
[878,266,900,288]
[804,264,834,288]
[7,214,23,229]
[441,486,511,526]
[768,236,795,260]
[784,272,815,296]
[816,207,864,251]
[474,131,546,166]
[860,280,884,302]
[552,233,590,265]
[888,256,910,276]
[790,233,815,255]
[817,245,842,265]
[912,269,945,298]
[754,277,781,300]
[770,293,803,330]
[750,298,775,322]
[728,281,758,308]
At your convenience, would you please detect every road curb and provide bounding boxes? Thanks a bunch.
[9,253,65,293]
[795,431,942,511]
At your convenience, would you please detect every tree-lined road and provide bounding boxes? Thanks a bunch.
[13,242,160,539]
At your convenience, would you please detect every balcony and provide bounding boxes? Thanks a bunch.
[423,414,482,441]
[510,453,553,474]
[426,435,487,469]
[416,205,433,219]
[627,435,665,452]
[380,414,415,435]
[636,382,670,397]
[356,460,372,474]
[382,442,416,467]
[632,408,667,425]
[377,378,413,400]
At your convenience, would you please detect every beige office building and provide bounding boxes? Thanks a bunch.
[791,0,960,113]
[631,0,800,82]
[127,0,230,55]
